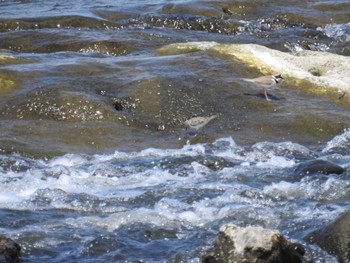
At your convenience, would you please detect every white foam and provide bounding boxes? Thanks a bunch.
[0,193,22,203]
[319,22,350,42]
[210,137,245,160]
[322,129,350,153]
[49,153,88,167]
[263,181,304,200]
[0,135,348,239]
[256,156,295,168]
[97,208,181,231]
[178,211,200,224]
[264,176,350,202]
[155,198,190,213]
[210,139,309,166]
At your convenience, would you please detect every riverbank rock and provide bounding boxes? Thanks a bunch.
[305,211,350,263]
[293,159,345,177]
[157,42,350,96]
[203,224,305,263]
[0,235,21,263]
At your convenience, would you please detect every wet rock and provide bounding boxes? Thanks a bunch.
[111,97,137,111]
[203,224,305,263]
[294,159,345,177]
[0,56,22,95]
[0,72,17,95]
[120,76,220,131]
[216,1,349,25]
[187,135,216,145]
[0,32,136,55]
[1,86,117,121]
[0,16,117,32]
[217,2,265,19]
[0,235,21,263]
[138,15,241,34]
[305,211,350,263]
[47,40,135,56]
[161,3,222,18]
[93,9,138,23]
[0,55,22,66]
[157,42,350,96]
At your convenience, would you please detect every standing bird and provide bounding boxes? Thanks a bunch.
[183,114,218,132]
[243,74,284,101]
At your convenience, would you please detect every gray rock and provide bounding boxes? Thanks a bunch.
[0,235,21,263]
[305,211,350,263]
[203,224,305,263]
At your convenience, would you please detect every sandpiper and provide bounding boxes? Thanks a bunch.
[243,74,284,101]
[183,115,218,131]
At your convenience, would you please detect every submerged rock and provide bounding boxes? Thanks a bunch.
[294,159,345,177]
[203,224,305,263]
[0,56,23,95]
[1,86,117,121]
[0,235,21,263]
[0,72,17,95]
[157,42,350,96]
[161,3,222,18]
[305,211,350,263]
[0,55,20,65]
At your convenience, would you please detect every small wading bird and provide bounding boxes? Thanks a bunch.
[243,74,284,101]
[183,114,218,132]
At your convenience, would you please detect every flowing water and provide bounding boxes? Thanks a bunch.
[0,0,350,262]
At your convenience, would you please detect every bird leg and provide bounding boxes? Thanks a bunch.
[264,88,271,101]
[338,92,348,100]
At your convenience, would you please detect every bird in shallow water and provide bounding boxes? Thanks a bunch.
[183,114,218,132]
[243,74,284,101]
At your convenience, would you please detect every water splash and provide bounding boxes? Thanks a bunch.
[319,22,350,42]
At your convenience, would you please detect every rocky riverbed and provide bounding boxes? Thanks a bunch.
[0,0,349,262]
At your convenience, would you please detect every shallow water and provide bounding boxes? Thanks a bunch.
[0,0,350,262]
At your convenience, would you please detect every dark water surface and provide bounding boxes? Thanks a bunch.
[0,0,350,262]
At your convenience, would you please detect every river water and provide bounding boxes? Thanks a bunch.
[0,0,350,262]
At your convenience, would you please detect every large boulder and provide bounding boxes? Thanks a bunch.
[0,235,21,263]
[305,211,350,263]
[157,42,350,96]
[203,224,305,263]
